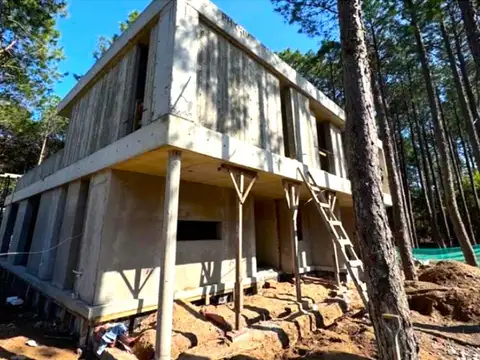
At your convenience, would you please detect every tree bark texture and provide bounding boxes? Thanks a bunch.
[371,70,417,280]
[407,100,444,248]
[422,125,453,246]
[337,1,418,359]
[457,0,480,80]
[440,20,480,169]
[450,9,480,135]
[407,0,478,265]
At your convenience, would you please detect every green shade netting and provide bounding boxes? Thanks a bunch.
[411,245,480,262]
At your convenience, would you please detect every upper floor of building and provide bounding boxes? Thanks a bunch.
[13,0,389,199]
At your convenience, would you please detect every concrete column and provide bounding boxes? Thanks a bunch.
[26,187,66,279]
[152,0,199,121]
[0,204,18,257]
[52,180,89,289]
[8,198,38,265]
[155,150,181,360]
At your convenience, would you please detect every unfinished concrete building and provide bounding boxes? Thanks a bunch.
[0,0,391,351]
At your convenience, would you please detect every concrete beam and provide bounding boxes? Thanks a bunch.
[26,187,67,279]
[52,180,90,290]
[5,115,394,207]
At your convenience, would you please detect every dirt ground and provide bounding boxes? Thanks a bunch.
[1,261,479,359]
[0,308,78,360]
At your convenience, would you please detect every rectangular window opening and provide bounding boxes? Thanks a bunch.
[20,195,41,265]
[0,202,19,256]
[177,220,222,241]
[316,121,331,172]
[132,44,149,132]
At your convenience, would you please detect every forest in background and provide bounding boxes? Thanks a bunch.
[274,0,480,258]
[3,0,480,257]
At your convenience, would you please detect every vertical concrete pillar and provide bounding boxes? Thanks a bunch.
[8,198,38,265]
[52,180,89,289]
[0,203,18,257]
[155,150,181,360]
[152,0,199,122]
[26,187,67,278]
[326,124,347,178]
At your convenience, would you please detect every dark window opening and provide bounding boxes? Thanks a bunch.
[132,44,149,132]
[0,202,19,256]
[296,207,303,241]
[280,87,295,159]
[177,220,222,241]
[19,195,41,265]
[316,121,331,172]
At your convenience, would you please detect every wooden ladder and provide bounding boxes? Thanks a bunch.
[297,168,369,308]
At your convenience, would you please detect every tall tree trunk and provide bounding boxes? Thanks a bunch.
[371,70,417,280]
[394,113,418,248]
[337,1,418,359]
[407,99,444,248]
[423,125,453,246]
[407,0,477,265]
[38,135,48,165]
[457,0,480,79]
[456,107,480,222]
[439,99,477,244]
[441,20,480,168]
[450,9,480,135]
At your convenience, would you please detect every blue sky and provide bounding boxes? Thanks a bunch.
[54,0,321,99]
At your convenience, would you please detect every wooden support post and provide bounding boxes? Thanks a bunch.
[221,165,257,331]
[155,150,181,360]
[282,180,302,304]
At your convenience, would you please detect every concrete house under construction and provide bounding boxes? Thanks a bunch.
[0,0,391,343]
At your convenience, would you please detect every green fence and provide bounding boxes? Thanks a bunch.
[412,245,480,262]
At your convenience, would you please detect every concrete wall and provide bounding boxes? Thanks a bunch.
[254,198,280,269]
[26,187,66,280]
[74,170,256,306]
[8,197,39,265]
[52,180,89,290]
[62,46,140,168]
[196,21,284,155]
[283,87,321,169]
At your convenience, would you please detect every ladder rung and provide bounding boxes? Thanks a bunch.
[329,220,342,226]
[348,260,363,267]
[336,239,350,247]
[319,202,330,208]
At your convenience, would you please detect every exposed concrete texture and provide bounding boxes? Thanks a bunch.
[61,45,140,168]
[75,170,256,306]
[196,21,284,155]
[8,198,38,265]
[26,187,67,279]
[254,198,280,269]
[0,204,17,255]
[326,124,347,178]
[75,171,113,304]
[284,88,321,169]
[52,180,89,289]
